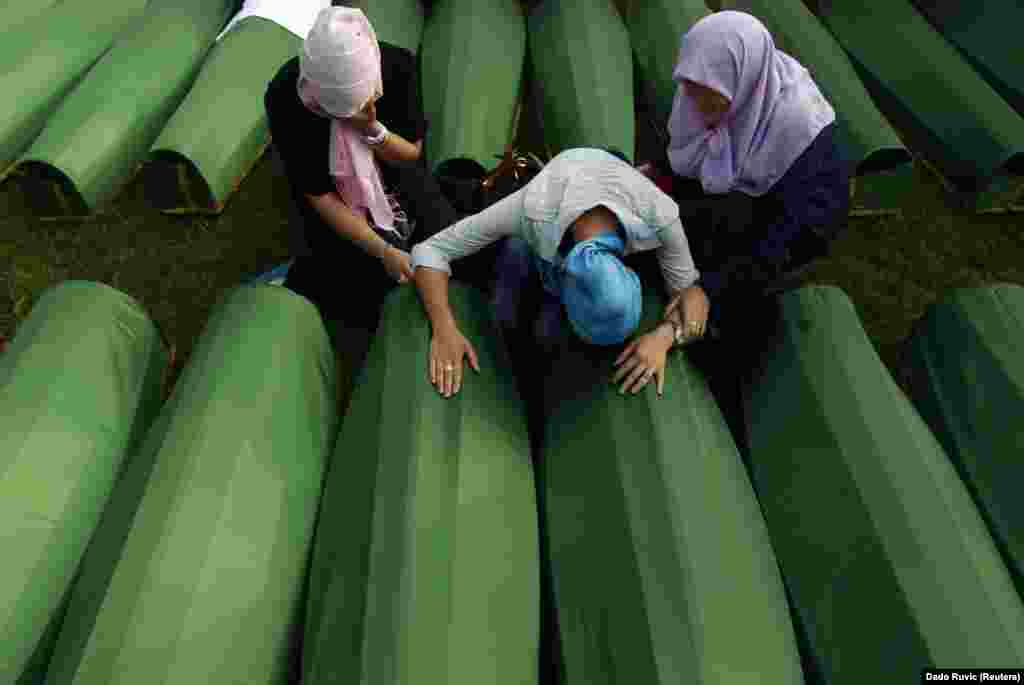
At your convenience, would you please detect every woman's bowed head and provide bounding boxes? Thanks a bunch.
[297,7,418,283]
[418,200,710,399]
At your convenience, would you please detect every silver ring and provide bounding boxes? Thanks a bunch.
[445,364,454,372]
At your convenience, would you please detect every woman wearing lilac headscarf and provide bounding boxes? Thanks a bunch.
[641,11,851,325]
[637,11,852,448]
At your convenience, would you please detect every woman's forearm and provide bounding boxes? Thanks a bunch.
[308,192,391,260]
[413,267,457,333]
[372,128,421,163]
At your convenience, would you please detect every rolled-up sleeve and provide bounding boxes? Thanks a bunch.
[655,217,700,293]
[410,186,527,276]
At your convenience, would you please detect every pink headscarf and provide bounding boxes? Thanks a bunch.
[297,7,394,229]
[667,11,835,197]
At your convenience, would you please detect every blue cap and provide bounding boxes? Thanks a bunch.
[561,230,642,345]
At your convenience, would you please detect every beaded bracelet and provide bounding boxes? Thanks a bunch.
[363,122,389,146]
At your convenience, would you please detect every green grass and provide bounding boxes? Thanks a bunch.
[3,143,1022,400]
[2,0,1023,399]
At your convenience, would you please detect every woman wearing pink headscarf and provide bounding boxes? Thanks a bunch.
[637,10,852,451]
[264,5,495,352]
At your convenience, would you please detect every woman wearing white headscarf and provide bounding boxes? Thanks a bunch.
[637,10,852,450]
[264,6,496,347]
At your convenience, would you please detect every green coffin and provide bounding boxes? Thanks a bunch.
[623,0,709,134]
[359,0,424,55]
[303,284,539,685]
[528,0,635,162]
[902,284,1024,595]
[14,0,236,217]
[0,281,167,684]
[0,0,59,34]
[419,0,526,173]
[143,17,302,214]
[717,0,912,180]
[744,285,1024,681]
[0,0,148,178]
[814,0,1024,193]
[537,291,804,685]
[910,0,1024,118]
[45,284,338,684]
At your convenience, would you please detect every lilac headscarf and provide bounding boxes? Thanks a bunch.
[667,11,835,197]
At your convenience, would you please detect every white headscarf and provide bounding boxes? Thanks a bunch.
[667,11,835,196]
[297,7,395,231]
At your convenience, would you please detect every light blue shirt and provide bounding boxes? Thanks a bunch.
[410,148,700,294]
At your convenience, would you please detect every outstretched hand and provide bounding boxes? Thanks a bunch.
[611,324,674,396]
[429,324,480,398]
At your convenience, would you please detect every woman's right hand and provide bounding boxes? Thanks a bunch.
[380,245,414,283]
[429,324,480,397]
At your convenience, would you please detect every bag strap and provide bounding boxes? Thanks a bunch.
[481,142,521,191]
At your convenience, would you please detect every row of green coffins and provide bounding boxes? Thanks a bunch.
[2,276,1023,684]
[0,0,1021,219]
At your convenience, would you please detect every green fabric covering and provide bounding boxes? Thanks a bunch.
[624,0,710,136]
[44,284,338,684]
[538,291,803,685]
[146,16,302,214]
[360,0,424,55]
[419,0,526,173]
[910,0,1024,118]
[815,0,1024,192]
[527,0,635,162]
[719,0,912,177]
[16,0,237,216]
[0,0,59,34]
[0,281,168,683]
[303,284,539,685]
[902,284,1024,596]
[0,0,148,176]
[744,285,1024,681]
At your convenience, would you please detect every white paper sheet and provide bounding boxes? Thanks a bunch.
[216,0,330,42]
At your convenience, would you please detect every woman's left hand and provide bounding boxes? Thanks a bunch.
[611,324,674,396]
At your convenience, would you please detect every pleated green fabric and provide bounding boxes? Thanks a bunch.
[719,0,911,176]
[528,0,635,161]
[0,281,168,684]
[909,0,1024,118]
[420,0,526,173]
[361,0,424,55]
[16,0,237,215]
[0,0,59,35]
[0,0,148,176]
[815,0,1024,191]
[44,284,338,684]
[745,285,1024,682]
[538,291,804,685]
[303,284,539,685]
[145,16,301,214]
[902,284,1024,596]
[624,0,710,132]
